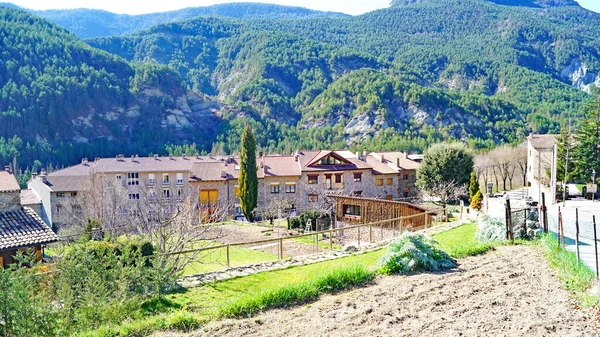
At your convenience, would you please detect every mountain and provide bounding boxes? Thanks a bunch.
[3,0,600,171]
[2,2,347,39]
[0,6,224,168]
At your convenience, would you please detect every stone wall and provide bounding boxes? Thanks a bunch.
[0,191,21,211]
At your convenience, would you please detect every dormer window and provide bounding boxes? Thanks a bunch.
[319,156,342,165]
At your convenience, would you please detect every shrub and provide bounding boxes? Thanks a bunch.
[377,233,456,275]
[299,211,330,231]
[289,217,302,229]
[476,216,506,242]
[470,190,483,210]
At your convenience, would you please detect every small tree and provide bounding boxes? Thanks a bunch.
[574,88,600,181]
[468,171,480,203]
[239,125,258,222]
[416,142,474,210]
[470,190,483,211]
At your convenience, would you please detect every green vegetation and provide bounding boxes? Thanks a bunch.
[434,222,495,258]
[538,234,600,307]
[469,172,480,203]
[219,264,374,318]
[239,125,258,222]
[182,245,278,275]
[377,233,457,274]
[573,88,600,183]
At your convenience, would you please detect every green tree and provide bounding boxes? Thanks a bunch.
[555,126,573,183]
[468,171,480,203]
[574,88,600,182]
[239,125,258,222]
[416,142,474,209]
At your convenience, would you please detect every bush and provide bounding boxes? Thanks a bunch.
[470,190,483,210]
[299,211,330,231]
[289,217,302,229]
[476,216,506,242]
[377,233,456,275]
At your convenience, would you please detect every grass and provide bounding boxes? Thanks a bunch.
[79,222,493,337]
[182,245,278,275]
[538,234,600,307]
[432,222,496,259]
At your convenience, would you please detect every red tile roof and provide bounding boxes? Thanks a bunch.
[0,170,20,193]
[0,207,58,251]
[298,150,371,172]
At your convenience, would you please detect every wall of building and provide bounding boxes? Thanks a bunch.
[0,191,20,212]
[28,178,52,225]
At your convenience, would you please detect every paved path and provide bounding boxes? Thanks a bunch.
[547,199,600,277]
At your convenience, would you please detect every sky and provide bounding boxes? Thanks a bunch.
[6,0,600,16]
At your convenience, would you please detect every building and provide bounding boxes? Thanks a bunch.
[526,134,558,203]
[28,150,421,226]
[0,165,57,268]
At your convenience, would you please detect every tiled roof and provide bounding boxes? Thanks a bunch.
[49,155,223,177]
[373,152,420,171]
[0,207,58,251]
[528,134,558,149]
[44,176,88,192]
[20,190,41,205]
[0,170,20,193]
[298,150,371,172]
[262,156,301,177]
[365,155,399,175]
[190,161,228,181]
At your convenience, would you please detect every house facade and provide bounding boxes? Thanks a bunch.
[526,134,558,203]
[28,150,421,226]
[1,165,57,268]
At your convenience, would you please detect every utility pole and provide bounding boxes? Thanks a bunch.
[563,119,571,207]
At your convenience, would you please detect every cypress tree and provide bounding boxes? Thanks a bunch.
[468,171,480,203]
[239,125,258,222]
[574,88,600,182]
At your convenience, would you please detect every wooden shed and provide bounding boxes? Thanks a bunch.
[333,195,436,228]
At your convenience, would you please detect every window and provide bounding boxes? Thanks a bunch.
[162,174,170,185]
[56,204,63,214]
[71,192,78,197]
[271,183,280,194]
[285,183,296,193]
[163,188,171,200]
[377,179,383,186]
[343,205,361,216]
[386,178,393,185]
[325,174,332,189]
[402,174,410,181]
[56,192,64,198]
[308,194,318,203]
[177,187,184,200]
[148,188,157,200]
[148,174,156,186]
[353,191,363,196]
[199,190,219,207]
[335,174,343,184]
[234,186,240,197]
[116,174,122,182]
[386,195,393,201]
[72,205,82,215]
[308,175,318,184]
[318,156,342,165]
[235,206,243,215]
[403,191,409,198]
[128,193,140,200]
[127,172,139,185]
[353,173,362,182]
[176,173,184,185]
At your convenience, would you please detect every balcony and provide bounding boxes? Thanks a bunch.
[176,179,184,186]
[162,180,170,186]
[147,179,156,186]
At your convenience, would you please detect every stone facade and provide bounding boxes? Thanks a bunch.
[0,192,20,212]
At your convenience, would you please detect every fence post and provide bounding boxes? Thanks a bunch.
[369,224,373,243]
[541,192,548,233]
[505,199,512,240]
[576,208,580,262]
[329,228,333,252]
[558,206,562,246]
[358,226,361,247]
[594,215,599,280]
[226,244,230,268]
[279,238,283,260]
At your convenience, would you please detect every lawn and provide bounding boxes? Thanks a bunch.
[432,222,495,258]
[290,234,343,250]
[182,245,279,275]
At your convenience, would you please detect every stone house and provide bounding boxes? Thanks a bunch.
[0,165,57,268]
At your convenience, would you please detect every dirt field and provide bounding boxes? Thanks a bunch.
[173,245,599,337]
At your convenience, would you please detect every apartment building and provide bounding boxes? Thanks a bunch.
[28,150,421,226]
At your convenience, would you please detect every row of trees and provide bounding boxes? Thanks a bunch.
[474,144,528,193]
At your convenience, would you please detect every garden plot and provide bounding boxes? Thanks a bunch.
[187,245,597,337]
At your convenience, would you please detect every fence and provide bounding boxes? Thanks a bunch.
[164,207,446,274]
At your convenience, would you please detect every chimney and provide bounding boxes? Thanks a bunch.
[294,154,299,162]
[380,154,385,163]
[94,157,100,163]
[404,152,409,159]
[3,165,10,173]
[259,160,264,168]
[131,155,135,161]
[81,158,88,164]
[355,152,360,159]
[32,172,38,180]
[220,170,227,178]
[154,154,159,160]
[40,168,47,183]
[396,158,400,168]
[259,151,264,158]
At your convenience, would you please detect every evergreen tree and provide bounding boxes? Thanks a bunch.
[470,190,483,211]
[574,89,600,182]
[468,171,480,203]
[239,125,258,222]
[555,126,573,183]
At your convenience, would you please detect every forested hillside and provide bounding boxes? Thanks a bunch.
[4,2,346,38]
[2,0,600,172]
[0,6,224,169]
